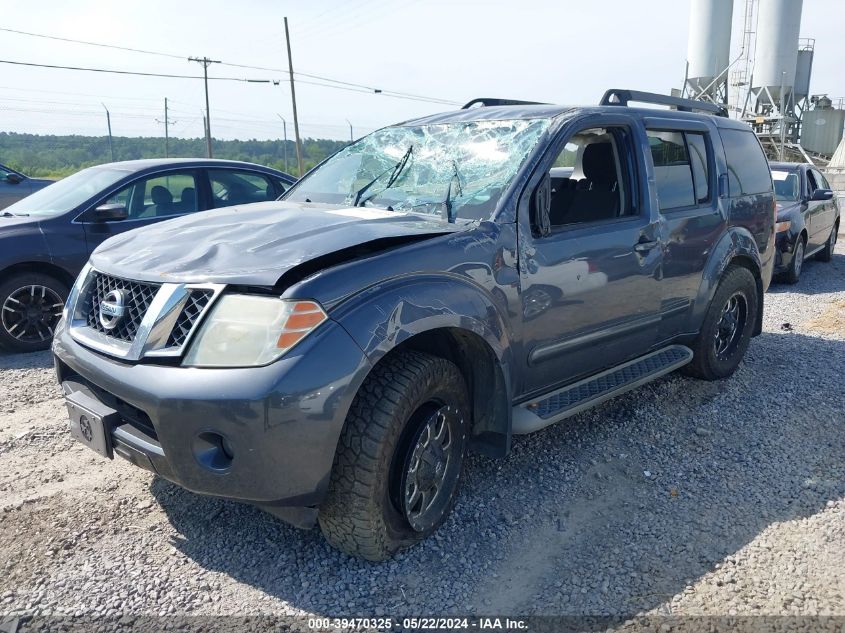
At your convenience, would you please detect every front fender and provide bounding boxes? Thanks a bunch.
[331,274,516,453]
[689,226,764,334]
[0,228,52,277]
[332,273,513,368]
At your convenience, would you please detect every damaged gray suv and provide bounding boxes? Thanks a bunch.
[54,90,775,560]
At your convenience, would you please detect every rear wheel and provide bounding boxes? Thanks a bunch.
[783,237,805,284]
[0,273,68,353]
[683,266,758,381]
[318,350,469,561]
[816,222,838,262]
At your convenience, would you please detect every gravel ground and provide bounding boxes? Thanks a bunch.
[1,241,843,625]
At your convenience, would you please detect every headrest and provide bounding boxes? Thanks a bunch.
[582,143,616,183]
[151,185,173,204]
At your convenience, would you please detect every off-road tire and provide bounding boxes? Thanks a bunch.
[683,265,758,381]
[783,236,805,284]
[0,272,68,353]
[816,221,838,263]
[319,350,469,561]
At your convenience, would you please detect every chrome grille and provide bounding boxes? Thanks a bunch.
[84,273,160,343]
[166,289,213,348]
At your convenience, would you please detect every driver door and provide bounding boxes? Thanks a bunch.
[518,115,662,397]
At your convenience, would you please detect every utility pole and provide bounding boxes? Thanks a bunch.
[189,56,220,158]
[164,98,170,158]
[101,103,114,162]
[346,119,353,142]
[284,17,304,177]
[277,114,289,174]
[779,71,786,161]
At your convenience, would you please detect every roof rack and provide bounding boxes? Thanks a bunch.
[462,98,547,109]
[599,89,728,117]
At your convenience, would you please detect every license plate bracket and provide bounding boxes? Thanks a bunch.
[65,388,120,459]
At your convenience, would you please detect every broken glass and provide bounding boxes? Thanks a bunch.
[287,117,551,220]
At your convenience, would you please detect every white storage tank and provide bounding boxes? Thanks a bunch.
[794,46,814,99]
[752,0,804,104]
[686,0,734,97]
[802,100,845,156]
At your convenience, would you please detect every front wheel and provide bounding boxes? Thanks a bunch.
[318,350,469,561]
[783,237,805,284]
[0,273,68,353]
[683,266,759,381]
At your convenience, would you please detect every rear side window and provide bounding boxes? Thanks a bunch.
[647,130,711,210]
[719,129,772,196]
[209,170,276,209]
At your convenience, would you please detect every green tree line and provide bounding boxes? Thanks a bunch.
[0,132,349,178]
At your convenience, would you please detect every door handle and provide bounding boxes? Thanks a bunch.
[634,238,659,252]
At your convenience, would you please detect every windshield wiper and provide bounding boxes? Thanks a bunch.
[352,145,413,207]
[1,211,28,217]
[441,161,463,223]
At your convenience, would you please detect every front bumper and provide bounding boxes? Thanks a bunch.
[53,318,371,526]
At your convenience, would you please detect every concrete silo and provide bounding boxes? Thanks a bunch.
[751,0,804,106]
[685,0,734,104]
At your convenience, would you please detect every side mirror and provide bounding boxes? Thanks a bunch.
[532,172,551,237]
[5,173,23,184]
[91,203,128,222]
[811,188,834,201]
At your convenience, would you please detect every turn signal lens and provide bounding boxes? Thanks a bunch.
[775,221,791,233]
[275,301,327,350]
[183,296,327,367]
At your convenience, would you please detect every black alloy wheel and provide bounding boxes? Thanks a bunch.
[397,402,463,533]
[713,291,748,361]
[0,284,65,348]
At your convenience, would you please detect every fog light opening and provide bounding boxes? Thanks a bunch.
[192,432,234,472]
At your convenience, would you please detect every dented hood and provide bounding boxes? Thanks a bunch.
[89,201,461,286]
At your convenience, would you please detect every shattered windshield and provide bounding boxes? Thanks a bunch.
[286,118,551,220]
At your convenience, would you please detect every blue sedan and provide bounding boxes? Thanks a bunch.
[0,158,295,352]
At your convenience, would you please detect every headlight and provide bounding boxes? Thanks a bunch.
[775,220,791,233]
[63,263,93,321]
[182,295,327,367]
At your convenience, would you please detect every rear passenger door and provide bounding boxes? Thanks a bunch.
[518,115,663,397]
[807,168,835,249]
[207,169,280,209]
[644,119,724,341]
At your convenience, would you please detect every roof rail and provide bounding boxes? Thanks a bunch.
[599,89,728,117]
[462,98,546,109]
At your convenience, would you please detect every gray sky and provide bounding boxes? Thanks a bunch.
[1,0,843,141]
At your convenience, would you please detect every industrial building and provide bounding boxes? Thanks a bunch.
[681,0,844,173]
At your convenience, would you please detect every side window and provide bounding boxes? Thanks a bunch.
[546,126,634,228]
[0,166,11,179]
[719,129,772,197]
[687,133,710,203]
[647,131,695,210]
[104,172,198,219]
[810,169,829,191]
[209,170,275,208]
[806,169,819,194]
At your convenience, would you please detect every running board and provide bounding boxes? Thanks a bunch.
[512,345,693,434]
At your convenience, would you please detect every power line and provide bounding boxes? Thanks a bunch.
[0,59,270,82]
[0,26,460,106]
[0,85,165,102]
[0,27,185,60]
